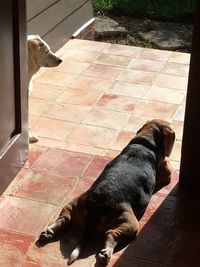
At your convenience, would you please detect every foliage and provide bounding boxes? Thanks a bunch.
[92,0,196,21]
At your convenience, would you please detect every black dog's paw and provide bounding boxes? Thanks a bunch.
[38,228,54,242]
[98,248,112,265]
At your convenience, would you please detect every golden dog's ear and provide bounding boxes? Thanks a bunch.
[163,126,175,157]
[28,38,40,50]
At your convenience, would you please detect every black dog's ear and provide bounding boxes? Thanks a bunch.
[136,120,151,135]
[163,126,175,157]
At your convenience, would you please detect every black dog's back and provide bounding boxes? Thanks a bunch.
[86,143,157,215]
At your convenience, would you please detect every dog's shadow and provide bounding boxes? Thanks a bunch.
[35,224,106,264]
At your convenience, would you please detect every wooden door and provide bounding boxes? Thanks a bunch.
[0,0,28,194]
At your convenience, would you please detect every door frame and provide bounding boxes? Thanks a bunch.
[179,0,200,189]
[0,0,28,194]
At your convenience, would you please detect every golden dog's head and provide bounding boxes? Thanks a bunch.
[136,119,175,157]
[28,35,62,68]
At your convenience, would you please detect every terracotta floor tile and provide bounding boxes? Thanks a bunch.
[2,40,193,267]
[0,196,56,236]
[12,170,76,205]
[134,100,178,120]
[34,138,65,149]
[161,260,176,267]
[29,98,52,117]
[31,68,45,81]
[22,260,41,267]
[162,62,189,77]
[164,229,200,267]
[170,140,182,162]
[123,115,154,132]
[29,115,38,125]
[0,230,34,267]
[118,69,156,85]
[154,74,188,90]
[96,93,138,112]
[43,103,91,123]
[69,75,113,91]
[148,195,179,227]
[138,48,171,61]
[82,155,111,182]
[63,142,106,156]
[170,160,180,171]
[176,195,200,233]
[109,81,151,98]
[24,145,47,169]
[105,253,121,267]
[24,242,68,267]
[53,60,90,74]
[173,105,185,121]
[3,168,29,196]
[128,58,166,72]
[54,42,69,57]
[168,51,191,64]
[32,148,93,178]
[144,86,186,104]
[62,49,101,62]
[94,53,132,68]
[104,43,141,57]
[25,238,95,267]
[83,108,130,130]
[32,118,77,141]
[38,70,78,88]
[110,131,134,151]
[68,124,117,149]
[105,149,120,158]
[68,179,92,199]
[111,256,159,267]
[171,120,184,140]
[82,64,122,81]
[140,194,165,224]
[31,204,63,228]
[123,224,170,261]
[168,182,180,198]
[56,88,103,106]
[30,83,63,101]
[67,39,109,52]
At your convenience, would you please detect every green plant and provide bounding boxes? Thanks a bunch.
[92,0,196,21]
[92,0,115,12]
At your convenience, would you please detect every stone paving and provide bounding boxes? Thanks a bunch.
[0,39,197,267]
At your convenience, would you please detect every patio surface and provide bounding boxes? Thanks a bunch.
[1,39,199,267]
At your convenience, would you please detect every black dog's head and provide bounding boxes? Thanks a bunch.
[136,119,175,157]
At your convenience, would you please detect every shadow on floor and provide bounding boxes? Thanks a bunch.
[36,183,200,267]
[113,184,200,267]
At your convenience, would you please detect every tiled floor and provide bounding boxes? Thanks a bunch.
[1,39,199,267]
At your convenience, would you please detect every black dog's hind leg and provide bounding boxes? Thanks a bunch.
[39,204,73,242]
[98,204,139,265]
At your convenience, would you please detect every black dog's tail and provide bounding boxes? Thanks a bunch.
[68,244,82,265]
[67,207,99,265]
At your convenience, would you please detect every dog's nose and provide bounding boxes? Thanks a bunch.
[57,58,62,64]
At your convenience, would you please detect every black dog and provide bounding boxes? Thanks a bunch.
[39,119,175,265]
